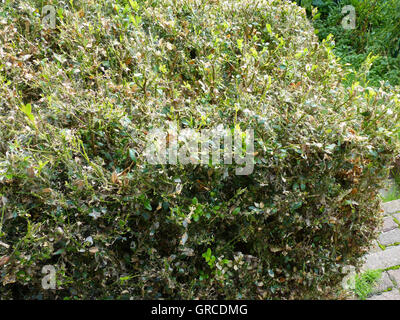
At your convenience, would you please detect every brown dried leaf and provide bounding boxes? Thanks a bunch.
[2,274,16,285]
[75,180,85,190]
[27,166,35,178]
[89,247,99,254]
[0,256,10,267]
[111,171,119,184]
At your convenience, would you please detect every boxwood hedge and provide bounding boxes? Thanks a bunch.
[0,0,399,299]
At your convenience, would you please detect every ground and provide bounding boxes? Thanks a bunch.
[352,200,400,300]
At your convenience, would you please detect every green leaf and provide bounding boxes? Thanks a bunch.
[202,248,212,261]
[291,202,303,211]
[237,39,243,50]
[144,200,152,211]
[266,23,272,34]
[53,248,65,255]
[128,0,139,11]
[232,207,241,215]
[129,148,137,162]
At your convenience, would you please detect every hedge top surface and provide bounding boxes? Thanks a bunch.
[0,0,399,299]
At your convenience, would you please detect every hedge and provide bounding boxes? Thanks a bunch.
[0,0,399,299]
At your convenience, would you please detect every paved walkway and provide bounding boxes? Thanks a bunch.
[357,199,400,300]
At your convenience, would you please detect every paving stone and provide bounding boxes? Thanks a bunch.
[351,201,400,300]
[388,269,400,286]
[382,200,400,215]
[393,213,400,225]
[369,240,382,253]
[362,246,400,270]
[383,216,398,232]
[366,290,400,300]
[378,229,400,246]
[371,272,393,294]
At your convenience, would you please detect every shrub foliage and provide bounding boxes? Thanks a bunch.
[295,0,400,86]
[0,0,399,299]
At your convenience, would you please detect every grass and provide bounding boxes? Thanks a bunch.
[384,264,400,272]
[0,0,399,300]
[380,179,400,203]
[381,187,400,203]
[297,0,400,87]
[354,269,382,300]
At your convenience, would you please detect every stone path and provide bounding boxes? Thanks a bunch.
[357,200,400,300]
